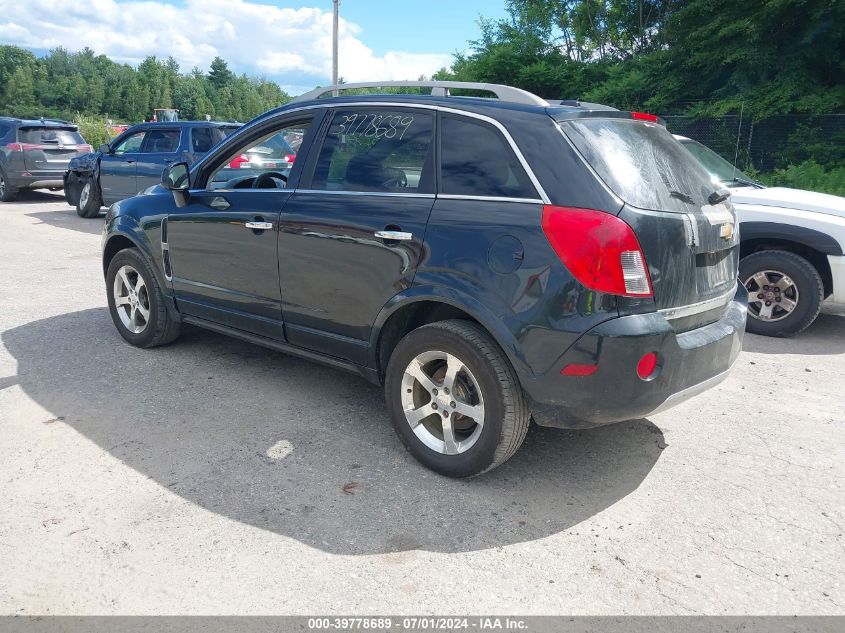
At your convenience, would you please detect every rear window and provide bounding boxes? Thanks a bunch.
[561,118,719,213]
[18,127,84,145]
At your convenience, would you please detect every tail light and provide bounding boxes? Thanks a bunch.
[78,144,93,154]
[541,205,653,297]
[284,154,296,164]
[229,154,249,169]
[5,143,42,151]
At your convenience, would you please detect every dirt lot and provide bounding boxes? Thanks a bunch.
[0,191,843,615]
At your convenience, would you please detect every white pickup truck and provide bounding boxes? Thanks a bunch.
[676,135,845,336]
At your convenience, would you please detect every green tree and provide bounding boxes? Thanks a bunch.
[208,56,233,89]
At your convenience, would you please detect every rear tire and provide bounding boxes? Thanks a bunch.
[740,250,823,337]
[76,177,102,218]
[384,319,529,477]
[106,248,181,348]
[0,168,17,202]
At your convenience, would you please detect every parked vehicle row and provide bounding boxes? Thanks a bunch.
[676,136,845,336]
[101,81,747,477]
[0,117,92,202]
[64,121,241,217]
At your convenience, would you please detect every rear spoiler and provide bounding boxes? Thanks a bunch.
[548,106,666,126]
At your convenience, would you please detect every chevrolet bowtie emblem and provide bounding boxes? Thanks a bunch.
[720,222,735,240]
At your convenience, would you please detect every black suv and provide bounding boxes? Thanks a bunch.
[0,117,91,202]
[101,81,747,477]
[65,121,240,217]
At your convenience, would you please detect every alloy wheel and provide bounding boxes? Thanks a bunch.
[744,270,799,322]
[113,264,151,334]
[401,350,485,455]
[79,182,90,208]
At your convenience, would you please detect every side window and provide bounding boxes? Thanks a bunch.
[0,124,9,139]
[208,120,310,191]
[112,131,146,155]
[192,127,214,153]
[310,109,434,193]
[142,129,181,153]
[440,116,537,199]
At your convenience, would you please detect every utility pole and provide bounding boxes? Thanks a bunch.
[332,0,339,95]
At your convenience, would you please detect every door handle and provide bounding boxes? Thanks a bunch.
[375,230,413,241]
[245,221,274,230]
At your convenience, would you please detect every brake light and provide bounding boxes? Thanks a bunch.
[284,154,296,164]
[541,206,653,297]
[78,144,93,153]
[631,111,659,123]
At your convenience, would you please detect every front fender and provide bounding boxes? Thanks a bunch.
[103,214,176,313]
[368,283,534,379]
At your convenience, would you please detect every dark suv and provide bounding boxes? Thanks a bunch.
[0,117,92,202]
[101,81,747,477]
[65,121,240,217]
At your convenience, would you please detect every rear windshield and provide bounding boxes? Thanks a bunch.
[18,127,84,145]
[561,118,719,213]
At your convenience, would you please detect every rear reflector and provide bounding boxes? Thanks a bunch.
[636,352,659,380]
[541,206,653,297]
[561,363,598,376]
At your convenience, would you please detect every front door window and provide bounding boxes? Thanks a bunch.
[310,109,435,193]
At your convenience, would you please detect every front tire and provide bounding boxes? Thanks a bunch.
[76,177,102,218]
[384,319,529,477]
[106,248,181,348]
[740,250,824,337]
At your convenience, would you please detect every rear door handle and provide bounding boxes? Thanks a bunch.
[375,230,413,241]
[245,221,274,230]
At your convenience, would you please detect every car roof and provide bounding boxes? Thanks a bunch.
[0,116,77,128]
[260,93,629,127]
[137,121,241,128]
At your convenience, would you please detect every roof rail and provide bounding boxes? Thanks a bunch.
[291,81,549,107]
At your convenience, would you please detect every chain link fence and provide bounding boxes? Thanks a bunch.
[663,113,845,173]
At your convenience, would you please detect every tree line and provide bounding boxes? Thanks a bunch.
[0,46,290,123]
[434,0,844,120]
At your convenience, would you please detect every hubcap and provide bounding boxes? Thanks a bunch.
[401,350,485,455]
[113,265,151,334]
[79,182,90,207]
[0,174,5,196]
[744,270,799,322]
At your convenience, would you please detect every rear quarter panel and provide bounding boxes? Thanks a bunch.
[416,198,619,377]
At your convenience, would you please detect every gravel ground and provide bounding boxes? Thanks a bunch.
[0,191,843,615]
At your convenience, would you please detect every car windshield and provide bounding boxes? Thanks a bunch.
[18,127,84,145]
[679,139,758,187]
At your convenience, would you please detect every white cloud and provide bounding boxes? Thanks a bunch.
[0,0,453,91]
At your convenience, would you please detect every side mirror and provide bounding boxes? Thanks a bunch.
[98,143,111,154]
[161,162,191,207]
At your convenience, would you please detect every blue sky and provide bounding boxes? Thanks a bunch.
[0,0,508,94]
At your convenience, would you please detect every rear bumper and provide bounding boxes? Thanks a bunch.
[525,283,747,429]
[9,170,65,190]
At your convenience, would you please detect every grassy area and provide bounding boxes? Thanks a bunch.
[752,161,845,197]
